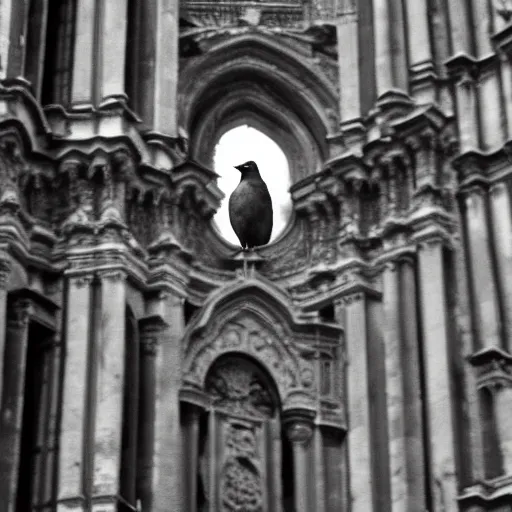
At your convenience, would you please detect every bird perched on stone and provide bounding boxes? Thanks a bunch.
[229,161,273,250]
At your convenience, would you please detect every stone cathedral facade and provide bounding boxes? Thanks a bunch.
[2,0,512,511]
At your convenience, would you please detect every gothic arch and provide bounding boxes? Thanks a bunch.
[181,278,342,412]
[179,33,337,178]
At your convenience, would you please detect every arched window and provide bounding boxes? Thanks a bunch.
[213,125,292,245]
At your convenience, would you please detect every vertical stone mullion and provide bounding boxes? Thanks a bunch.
[417,240,458,511]
[91,270,126,508]
[464,187,502,349]
[382,261,407,511]
[336,293,374,512]
[181,404,200,512]
[493,386,512,474]
[57,275,93,511]
[0,297,30,512]
[399,256,426,510]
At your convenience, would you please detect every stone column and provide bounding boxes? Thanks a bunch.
[404,0,435,102]
[0,295,30,512]
[71,1,96,106]
[335,294,374,512]
[494,385,512,474]
[313,426,326,512]
[0,257,11,406]
[5,0,30,77]
[91,270,127,511]
[0,0,12,80]
[180,403,201,512]
[372,0,393,95]
[446,0,471,54]
[285,417,314,512]
[157,0,179,136]
[455,74,479,152]
[152,294,185,512]
[99,0,128,102]
[57,275,94,512]
[382,261,407,512]
[137,314,168,512]
[490,182,512,351]
[417,240,458,511]
[464,186,502,349]
[399,256,426,510]
[337,13,360,122]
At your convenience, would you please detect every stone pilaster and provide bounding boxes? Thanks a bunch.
[57,275,94,512]
[337,13,360,122]
[284,414,315,512]
[152,293,185,512]
[180,403,201,512]
[91,270,127,511]
[446,0,471,54]
[404,0,435,102]
[417,240,458,511]
[399,256,427,509]
[372,0,393,95]
[71,1,96,106]
[0,0,12,80]
[382,261,407,512]
[0,296,30,512]
[464,186,502,349]
[454,72,479,152]
[313,426,326,512]
[335,293,374,512]
[5,0,29,77]
[137,313,168,512]
[99,0,128,102]
[490,182,512,351]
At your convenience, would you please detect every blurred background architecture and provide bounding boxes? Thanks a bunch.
[0,0,511,511]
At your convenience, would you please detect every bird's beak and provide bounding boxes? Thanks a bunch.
[234,165,242,171]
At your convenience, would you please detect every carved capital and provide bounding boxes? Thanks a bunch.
[69,275,94,289]
[97,269,127,283]
[286,420,314,445]
[469,347,512,391]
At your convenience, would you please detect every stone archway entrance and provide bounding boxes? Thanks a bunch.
[182,354,294,512]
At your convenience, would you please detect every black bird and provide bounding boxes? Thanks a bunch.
[229,161,273,250]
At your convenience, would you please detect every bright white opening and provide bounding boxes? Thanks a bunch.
[213,125,292,246]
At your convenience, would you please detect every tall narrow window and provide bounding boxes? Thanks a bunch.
[125,0,142,113]
[119,308,140,508]
[41,0,76,105]
[16,324,60,510]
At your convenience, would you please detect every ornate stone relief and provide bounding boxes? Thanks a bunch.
[183,312,317,409]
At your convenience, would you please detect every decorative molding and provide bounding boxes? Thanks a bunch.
[97,269,127,283]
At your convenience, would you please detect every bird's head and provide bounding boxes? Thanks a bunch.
[234,161,260,176]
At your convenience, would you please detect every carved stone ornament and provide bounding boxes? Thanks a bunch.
[286,420,313,445]
[205,358,275,419]
[495,0,512,21]
[183,313,316,407]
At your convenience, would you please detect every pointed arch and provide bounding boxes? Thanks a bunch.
[179,33,338,179]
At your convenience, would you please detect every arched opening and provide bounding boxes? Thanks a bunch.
[181,353,294,511]
[212,125,292,245]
